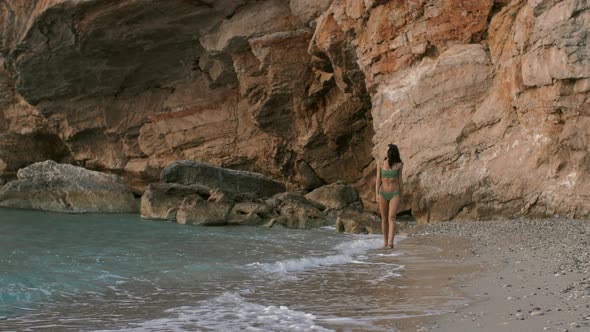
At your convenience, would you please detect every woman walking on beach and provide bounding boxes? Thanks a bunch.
[375,144,403,249]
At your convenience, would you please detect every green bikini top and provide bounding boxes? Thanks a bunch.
[381,168,399,178]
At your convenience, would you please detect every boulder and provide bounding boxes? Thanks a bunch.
[227,202,275,226]
[0,160,137,213]
[161,160,286,199]
[335,209,382,234]
[304,181,360,210]
[140,176,280,226]
[140,183,211,220]
[175,195,232,226]
[270,192,331,229]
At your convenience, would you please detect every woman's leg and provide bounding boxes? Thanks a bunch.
[388,195,401,248]
[378,195,389,247]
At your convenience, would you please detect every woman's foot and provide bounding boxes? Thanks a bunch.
[388,242,394,249]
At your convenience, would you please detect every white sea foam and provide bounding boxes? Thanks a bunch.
[368,267,405,285]
[376,252,403,257]
[249,235,405,274]
[94,292,333,332]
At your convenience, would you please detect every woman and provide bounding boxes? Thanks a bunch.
[375,144,403,249]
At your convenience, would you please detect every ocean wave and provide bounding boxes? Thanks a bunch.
[248,235,405,274]
[93,292,333,332]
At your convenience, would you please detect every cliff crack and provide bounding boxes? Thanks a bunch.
[225,0,255,20]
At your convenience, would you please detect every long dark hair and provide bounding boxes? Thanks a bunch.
[385,144,402,168]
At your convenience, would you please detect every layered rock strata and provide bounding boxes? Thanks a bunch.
[0,160,137,213]
[316,0,589,221]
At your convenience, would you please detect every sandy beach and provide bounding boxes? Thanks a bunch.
[404,218,590,332]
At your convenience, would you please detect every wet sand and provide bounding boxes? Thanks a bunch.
[238,233,481,332]
[407,218,590,332]
[368,235,481,332]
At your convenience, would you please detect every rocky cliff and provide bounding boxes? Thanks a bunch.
[0,0,373,194]
[0,0,588,221]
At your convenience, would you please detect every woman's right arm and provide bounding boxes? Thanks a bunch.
[375,161,381,202]
[399,164,403,195]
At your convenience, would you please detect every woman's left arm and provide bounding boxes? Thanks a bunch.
[375,161,381,202]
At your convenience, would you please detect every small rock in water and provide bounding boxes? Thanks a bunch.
[531,310,544,316]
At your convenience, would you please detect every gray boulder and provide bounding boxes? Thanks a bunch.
[140,180,279,226]
[140,183,211,220]
[336,209,382,234]
[0,160,137,213]
[304,181,360,210]
[176,195,232,226]
[269,192,331,229]
[227,201,274,226]
[161,160,285,199]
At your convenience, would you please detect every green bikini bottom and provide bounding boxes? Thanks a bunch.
[380,191,400,201]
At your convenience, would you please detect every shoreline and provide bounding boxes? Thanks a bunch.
[369,233,481,332]
[406,218,590,332]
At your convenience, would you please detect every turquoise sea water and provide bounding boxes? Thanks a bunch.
[0,209,463,331]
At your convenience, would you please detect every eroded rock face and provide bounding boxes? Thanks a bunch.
[0,65,72,181]
[0,160,137,213]
[316,0,589,221]
[0,0,373,196]
[1,0,588,221]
